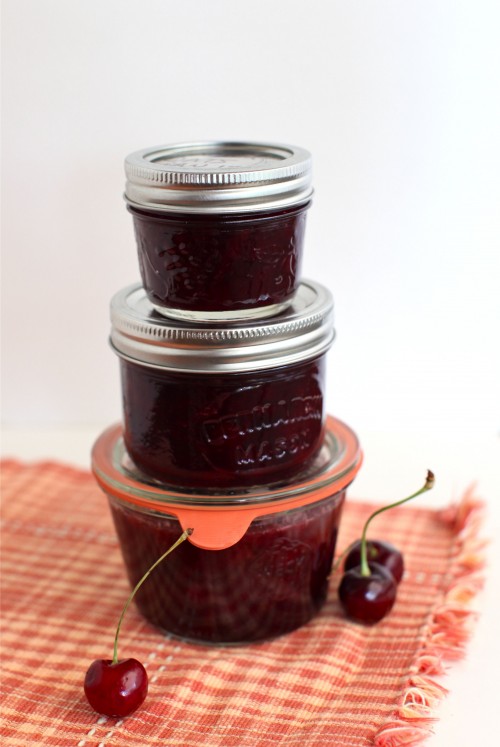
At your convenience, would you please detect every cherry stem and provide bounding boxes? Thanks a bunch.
[112,527,193,665]
[330,539,360,575]
[359,470,435,577]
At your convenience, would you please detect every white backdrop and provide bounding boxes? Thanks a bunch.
[2,5,500,744]
[2,0,499,439]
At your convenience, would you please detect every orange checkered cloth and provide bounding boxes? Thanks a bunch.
[1,461,484,747]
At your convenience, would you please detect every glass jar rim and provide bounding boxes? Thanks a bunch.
[91,416,362,550]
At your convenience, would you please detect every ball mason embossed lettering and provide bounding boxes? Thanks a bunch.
[111,281,334,489]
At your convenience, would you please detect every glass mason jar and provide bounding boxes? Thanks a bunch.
[110,280,335,489]
[91,416,362,645]
[124,141,312,322]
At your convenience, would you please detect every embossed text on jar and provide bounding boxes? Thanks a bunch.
[130,205,308,318]
[120,357,326,489]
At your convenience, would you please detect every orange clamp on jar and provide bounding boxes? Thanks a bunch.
[92,416,362,644]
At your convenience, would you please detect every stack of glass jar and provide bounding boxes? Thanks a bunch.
[92,142,362,645]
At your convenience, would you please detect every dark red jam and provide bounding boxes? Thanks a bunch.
[109,492,345,644]
[120,355,326,489]
[129,203,309,318]
[92,417,362,644]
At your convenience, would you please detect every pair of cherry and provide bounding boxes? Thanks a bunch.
[84,471,434,717]
[338,469,434,623]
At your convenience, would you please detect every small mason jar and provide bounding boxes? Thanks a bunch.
[110,280,334,489]
[124,141,312,322]
[92,416,362,644]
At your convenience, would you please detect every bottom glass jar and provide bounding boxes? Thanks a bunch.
[92,416,361,645]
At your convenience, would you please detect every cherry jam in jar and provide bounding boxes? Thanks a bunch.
[110,280,334,489]
[124,142,312,322]
[91,417,362,644]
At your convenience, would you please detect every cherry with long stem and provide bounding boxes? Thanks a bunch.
[84,527,193,718]
[338,470,435,624]
[358,469,434,577]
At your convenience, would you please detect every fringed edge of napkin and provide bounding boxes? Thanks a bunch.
[373,486,487,747]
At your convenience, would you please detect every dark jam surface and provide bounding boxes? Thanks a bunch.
[121,356,326,489]
[110,492,345,644]
[129,204,309,313]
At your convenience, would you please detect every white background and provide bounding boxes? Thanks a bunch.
[2,2,499,745]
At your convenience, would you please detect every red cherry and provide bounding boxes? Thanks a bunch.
[338,562,397,623]
[84,658,148,717]
[83,529,192,718]
[335,471,434,624]
[344,539,404,583]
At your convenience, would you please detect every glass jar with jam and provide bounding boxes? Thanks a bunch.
[124,141,312,322]
[92,416,362,645]
[110,280,334,490]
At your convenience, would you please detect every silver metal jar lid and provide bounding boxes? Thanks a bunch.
[124,141,312,214]
[110,280,334,374]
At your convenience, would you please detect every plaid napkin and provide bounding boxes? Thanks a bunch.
[0,461,484,747]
